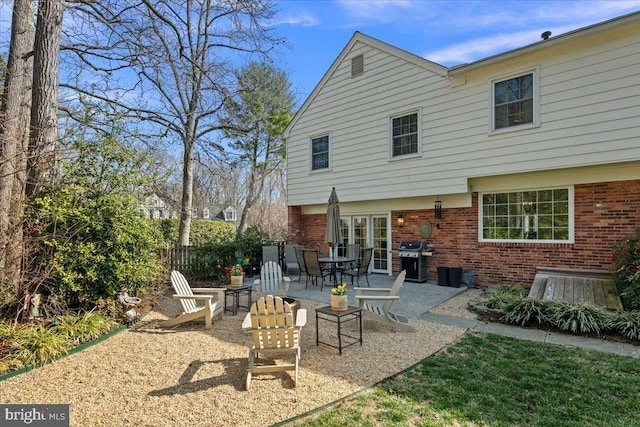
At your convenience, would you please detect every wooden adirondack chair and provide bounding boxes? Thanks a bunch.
[160,270,225,329]
[254,261,290,297]
[242,296,307,390]
[353,270,415,332]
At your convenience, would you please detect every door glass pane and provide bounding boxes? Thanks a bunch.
[353,217,367,250]
[338,217,350,256]
[372,216,388,270]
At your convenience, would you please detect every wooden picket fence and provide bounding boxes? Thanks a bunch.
[160,242,286,278]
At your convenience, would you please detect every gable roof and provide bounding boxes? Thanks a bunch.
[282,31,448,138]
[449,9,640,75]
[282,10,640,138]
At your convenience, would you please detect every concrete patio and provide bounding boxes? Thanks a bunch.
[249,269,469,319]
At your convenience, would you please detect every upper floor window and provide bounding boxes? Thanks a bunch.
[311,135,329,171]
[391,112,419,157]
[492,71,536,131]
[480,187,572,242]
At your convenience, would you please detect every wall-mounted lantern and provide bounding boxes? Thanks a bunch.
[434,199,443,220]
[397,213,405,227]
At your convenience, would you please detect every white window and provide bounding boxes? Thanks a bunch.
[390,111,420,157]
[480,187,573,242]
[491,69,539,132]
[310,134,330,171]
[224,207,237,222]
[203,208,210,219]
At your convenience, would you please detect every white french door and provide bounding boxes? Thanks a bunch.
[340,214,391,275]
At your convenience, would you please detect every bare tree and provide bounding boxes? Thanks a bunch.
[62,0,281,245]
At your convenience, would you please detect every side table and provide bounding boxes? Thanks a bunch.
[224,285,253,315]
[315,306,362,355]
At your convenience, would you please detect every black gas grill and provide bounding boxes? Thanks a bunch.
[398,241,429,282]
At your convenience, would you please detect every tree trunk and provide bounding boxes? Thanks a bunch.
[178,142,193,246]
[26,0,64,198]
[0,0,35,283]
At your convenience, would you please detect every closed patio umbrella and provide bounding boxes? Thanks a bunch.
[325,187,343,258]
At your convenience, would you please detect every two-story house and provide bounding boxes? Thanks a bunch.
[283,11,640,287]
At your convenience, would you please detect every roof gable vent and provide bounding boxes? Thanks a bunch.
[351,54,364,78]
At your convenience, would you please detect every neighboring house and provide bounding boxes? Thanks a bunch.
[205,204,240,225]
[138,193,178,220]
[139,195,240,226]
[282,12,640,287]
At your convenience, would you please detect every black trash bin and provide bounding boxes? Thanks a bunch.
[449,267,463,287]
[437,267,449,286]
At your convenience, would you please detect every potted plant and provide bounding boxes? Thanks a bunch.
[330,283,349,311]
[230,264,244,287]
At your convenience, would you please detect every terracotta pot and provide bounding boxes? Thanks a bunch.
[330,294,348,311]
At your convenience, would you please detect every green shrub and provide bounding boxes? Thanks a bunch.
[156,218,237,246]
[502,298,549,326]
[50,311,116,344]
[481,285,528,310]
[609,310,640,340]
[10,325,70,366]
[611,229,640,309]
[546,302,611,334]
[25,132,164,308]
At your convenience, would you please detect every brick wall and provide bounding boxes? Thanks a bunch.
[288,180,640,287]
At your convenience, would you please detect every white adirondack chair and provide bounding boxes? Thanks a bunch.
[242,296,307,389]
[254,261,290,297]
[353,270,415,332]
[160,270,225,329]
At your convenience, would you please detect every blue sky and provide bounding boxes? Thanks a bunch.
[272,0,640,104]
[1,0,638,107]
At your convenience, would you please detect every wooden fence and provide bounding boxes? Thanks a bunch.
[161,242,286,277]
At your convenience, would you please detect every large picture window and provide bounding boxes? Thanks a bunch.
[480,188,572,242]
[311,135,329,171]
[391,112,418,157]
[493,72,534,130]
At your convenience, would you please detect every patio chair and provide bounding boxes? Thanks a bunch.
[160,270,225,329]
[262,245,279,266]
[242,295,307,390]
[254,261,290,298]
[284,244,303,281]
[302,249,331,291]
[295,246,306,282]
[341,247,373,287]
[354,270,415,332]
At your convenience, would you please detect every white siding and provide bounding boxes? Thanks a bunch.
[286,19,640,207]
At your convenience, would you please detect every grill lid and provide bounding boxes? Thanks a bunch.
[398,241,427,250]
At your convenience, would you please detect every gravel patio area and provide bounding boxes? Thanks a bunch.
[0,290,480,427]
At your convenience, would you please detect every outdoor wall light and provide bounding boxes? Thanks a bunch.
[434,199,443,220]
[397,213,405,227]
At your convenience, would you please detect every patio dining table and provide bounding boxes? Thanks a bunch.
[318,256,355,286]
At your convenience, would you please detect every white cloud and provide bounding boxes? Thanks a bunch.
[421,2,640,65]
[272,12,320,27]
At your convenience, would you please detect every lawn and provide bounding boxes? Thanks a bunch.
[284,332,640,427]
